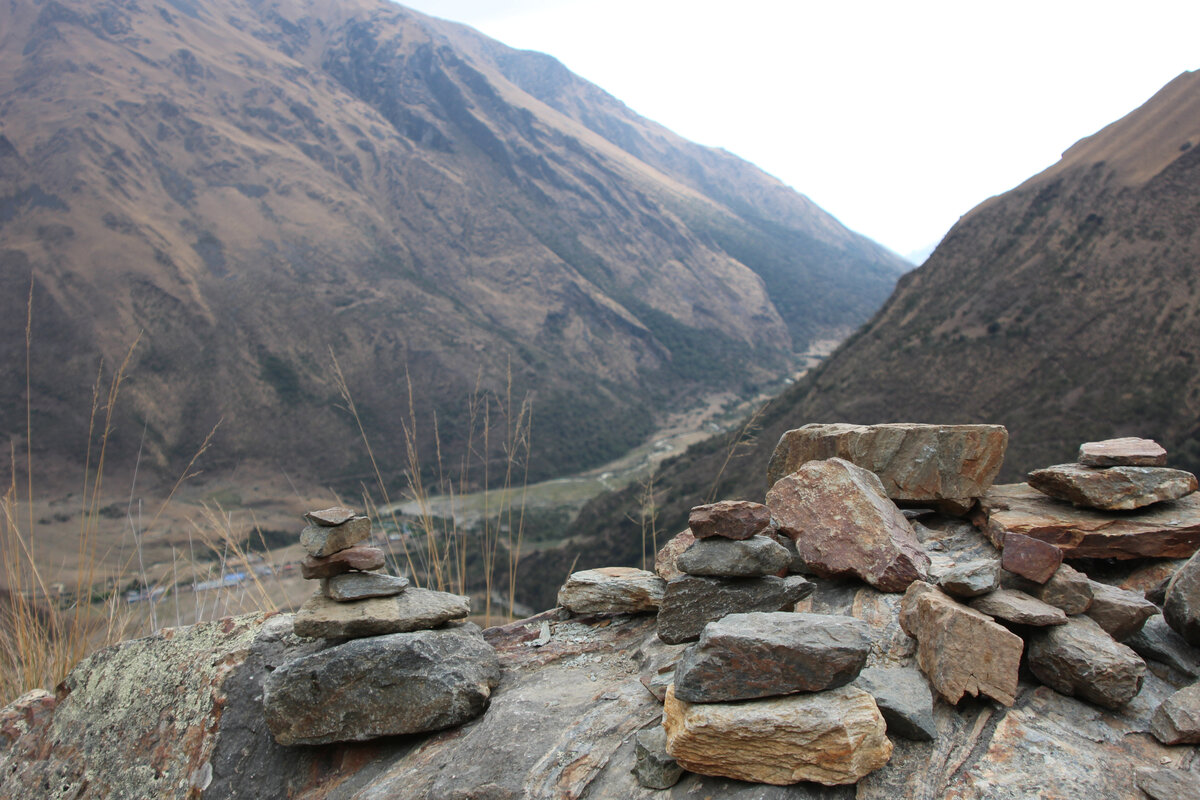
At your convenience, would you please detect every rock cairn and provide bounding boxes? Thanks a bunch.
[262,507,499,746]
[1028,437,1198,511]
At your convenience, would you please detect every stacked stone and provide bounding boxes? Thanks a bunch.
[1028,437,1198,511]
[262,508,499,746]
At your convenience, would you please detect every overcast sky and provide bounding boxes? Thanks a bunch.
[398,0,1199,259]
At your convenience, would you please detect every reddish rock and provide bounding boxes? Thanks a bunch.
[654,530,695,581]
[687,500,771,540]
[767,457,929,593]
[301,546,386,579]
[1078,437,1167,467]
[1000,531,1063,584]
[1028,463,1197,511]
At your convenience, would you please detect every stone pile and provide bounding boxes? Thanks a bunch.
[262,508,499,746]
[1028,437,1198,511]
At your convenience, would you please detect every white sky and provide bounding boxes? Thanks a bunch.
[397,0,1200,258]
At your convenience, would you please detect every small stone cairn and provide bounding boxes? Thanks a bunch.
[262,507,499,746]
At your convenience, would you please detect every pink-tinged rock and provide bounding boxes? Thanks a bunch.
[767,458,929,593]
[1078,437,1167,467]
[766,422,1008,502]
[300,546,386,579]
[977,483,1200,559]
[688,500,771,540]
[899,582,1023,707]
[654,530,695,581]
[1028,463,1197,511]
[1000,531,1063,584]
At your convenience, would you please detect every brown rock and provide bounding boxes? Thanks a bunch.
[304,506,359,526]
[937,559,1000,598]
[688,500,771,540]
[1078,437,1167,467]
[899,582,1023,706]
[1028,463,1197,511]
[1165,549,1200,646]
[300,546,386,579]
[557,567,665,614]
[977,483,1200,559]
[1150,682,1200,744]
[767,458,929,592]
[1026,616,1146,709]
[654,530,695,581]
[766,422,1008,501]
[968,588,1068,626]
[323,571,409,601]
[292,588,469,639]
[663,684,892,786]
[1000,531,1063,584]
[1002,562,1095,615]
[656,575,814,645]
[299,516,371,558]
[1084,580,1159,640]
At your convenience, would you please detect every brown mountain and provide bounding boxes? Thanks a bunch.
[0,0,905,485]
[518,70,1200,609]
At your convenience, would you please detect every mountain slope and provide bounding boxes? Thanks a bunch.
[0,0,905,485]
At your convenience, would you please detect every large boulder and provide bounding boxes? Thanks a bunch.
[656,575,813,644]
[263,625,500,745]
[1026,616,1146,709]
[663,684,892,786]
[767,458,929,592]
[766,422,1008,503]
[557,567,666,614]
[1027,463,1197,511]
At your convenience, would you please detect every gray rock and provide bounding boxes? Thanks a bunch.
[766,530,809,574]
[999,531,1063,584]
[1002,563,1095,615]
[1135,767,1200,800]
[292,587,470,639]
[937,559,1000,598]
[656,575,813,644]
[672,612,871,702]
[632,727,683,790]
[1150,681,1200,744]
[1084,580,1159,640]
[1078,437,1168,467]
[853,665,936,741]
[1026,615,1146,709]
[263,626,500,745]
[676,535,790,578]
[688,500,771,540]
[557,567,666,614]
[1027,463,1197,511]
[323,571,409,601]
[299,516,371,558]
[1166,549,1200,646]
[968,588,1068,626]
[1127,615,1200,677]
[304,506,359,526]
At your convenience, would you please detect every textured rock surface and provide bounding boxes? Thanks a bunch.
[299,516,371,558]
[1027,615,1146,709]
[1128,616,1200,678]
[936,559,1000,598]
[1028,463,1197,510]
[968,588,1068,626]
[323,571,409,601]
[1085,580,1159,640]
[1000,531,1063,583]
[672,612,871,702]
[632,727,683,790]
[557,567,666,614]
[293,588,470,639]
[663,684,892,786]
[899,582,1023,706]
[654,530,695,581]
[767,457,929,592]
[979,483,1200,559]
[1002,563,1094,614]
[853,665,936,741]
[766,422,1008,501]
[304,506,359,526]
[1166,549,1200,645]
[1151,682,1200,744]
[1079,437,1168,467]
[688,500,771,540]
[676,535,791,577]
[1135,767,1200,800]
[300,545,386,579]
[656,575,813,644]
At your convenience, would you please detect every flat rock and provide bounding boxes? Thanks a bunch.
[999,531,1062,584]
[1166,549,1200,645]
[264,625,499,745]
[656,575,813,644]
[977,483,1200,559]
[1079,437,1167,467]
[632,727,683,790]
[323,571,409,601]
[767,457,930,592]
[899,582,1023,706]
[1002,563,1094,614]
[557,567,665,614]
[968,588,1068,626]
[1135,767,1200,800]
[1150,681,1200,744]
[937,559,1000,598]
[1026,615,1146,709]
[676,535,791,578]
[1028,463,1197,511]
[304,506,359,526]
[852,665,936,741]
[292,587,469,639]
[688,500,771,540]
[663,684,892,786]
[766,422,1008,501]
[300,545,386,579]
[654,530,694,581]
[299,516,371,558]
[1127,616,1200,677]
[1085,580,1159,640]
[672,612,871,702]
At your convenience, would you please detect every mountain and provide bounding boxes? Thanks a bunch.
[0,0,906,486]
[515,70,1200,610]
